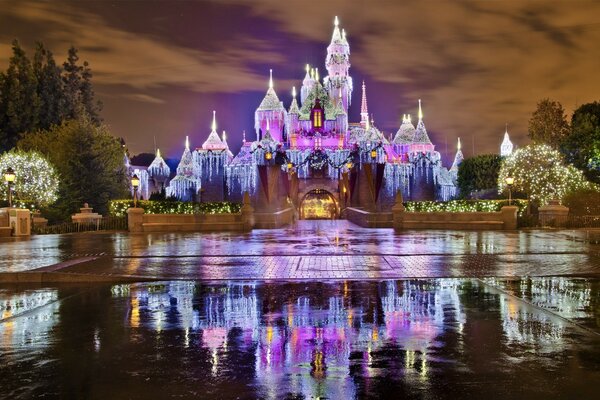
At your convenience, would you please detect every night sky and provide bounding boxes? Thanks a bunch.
[1,0,599,163]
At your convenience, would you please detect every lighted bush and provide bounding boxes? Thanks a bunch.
[109,200,241,217]
[404,199,528,217]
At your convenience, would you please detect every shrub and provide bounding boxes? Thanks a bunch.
[109,200,241,217]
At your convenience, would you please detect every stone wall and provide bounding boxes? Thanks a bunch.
[127,208,251,233]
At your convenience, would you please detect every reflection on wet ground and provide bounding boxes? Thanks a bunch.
[1,278,599,399]
[1,221,600,272]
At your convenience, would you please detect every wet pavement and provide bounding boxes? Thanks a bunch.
[1,221,600,398]
[1,279,599,399]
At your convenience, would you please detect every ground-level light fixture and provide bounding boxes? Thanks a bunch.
[370,149,377,159]
[505,176,514,206]
[287,162,293,170]
[265,151,272,161]
[346,161,353,170]
[4,167,15,208]
[131,174,140,208]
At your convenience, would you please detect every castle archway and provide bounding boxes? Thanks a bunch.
[299,189,339,220]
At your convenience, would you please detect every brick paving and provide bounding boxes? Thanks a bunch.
[57,252,600,281]
[1,221,600,279]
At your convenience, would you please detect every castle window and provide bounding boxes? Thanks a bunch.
[313,111,322,128]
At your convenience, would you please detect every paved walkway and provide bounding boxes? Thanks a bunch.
[1,221,599,281]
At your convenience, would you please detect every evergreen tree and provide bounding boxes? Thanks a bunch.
[80,60,103,124]
[33,42,65,130]
[0,40,41,152]
[18,115,128,219]
[528,98,570,149]
[562,101,600,183]
[62,46,102,123]
[457,154,502,198]
[62,46,83,121]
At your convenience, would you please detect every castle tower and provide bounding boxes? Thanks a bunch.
[360,81,369,128]
[148,148,171,191]
[501,125,514,157]
[287,86,300,144]
[324,16,353,112]
[255,69,287,143]
[410,99,435,153]
[451,137,464,171]
[300,64,316,105]
[197,111,230,202]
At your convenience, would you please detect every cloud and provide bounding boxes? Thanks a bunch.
[226,0,600,154]
[0,1,282,93]
[122,93,165,104]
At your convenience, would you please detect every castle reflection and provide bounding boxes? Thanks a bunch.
[109,280,465,398]
[1,279,598,399]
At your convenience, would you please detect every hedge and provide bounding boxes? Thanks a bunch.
[109,200,242,217]
[404,199,528,216]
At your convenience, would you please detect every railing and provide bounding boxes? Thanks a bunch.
[538,214,600,228]
[33,216,127,235]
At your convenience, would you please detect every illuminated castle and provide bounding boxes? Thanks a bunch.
[135,17,463,213]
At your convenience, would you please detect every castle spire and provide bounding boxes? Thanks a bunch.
[292,86,296,98]
[156,148,161,158]
[269,69,273,89]
[418,99,423,120]
[451,137,464,171]
[211,110,217,132]
[360,81,369,128]
[185,135,189,150]
[331,16,342,42]
[242,130,246,144]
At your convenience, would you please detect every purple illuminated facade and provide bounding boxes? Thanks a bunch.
[139,17,463,205]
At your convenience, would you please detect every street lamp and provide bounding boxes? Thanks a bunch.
[505,176,514,206]
[370,149,377,160]
[265,151,272,161]
[131,173,140,208]
[4,167,15,208]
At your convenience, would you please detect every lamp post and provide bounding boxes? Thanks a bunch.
[4,167,15,208]
[505,176,514,206]
[131,174,140,208]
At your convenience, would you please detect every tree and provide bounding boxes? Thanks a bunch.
[561,101,600,184]
[457,154,502,198]
[33,42,66,130]
[528,98,570,149]
[498,144,592,206]
[0,150,60,207]
[18,115,128,219]
[0,40,41,152]
[0,42,102,153]
[62,46,102,123]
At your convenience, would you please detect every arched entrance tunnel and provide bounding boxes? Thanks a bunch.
[299,189,339,220]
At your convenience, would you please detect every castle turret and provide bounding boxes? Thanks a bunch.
[324,16,353,112]
[148,148,171,191]
[255,69,287,143]
[360,81,369,128]
[451,137,464,171]
[287,86,300,143]
[167,136,200,201]
[501,125,514,157]
[410,99,435,153]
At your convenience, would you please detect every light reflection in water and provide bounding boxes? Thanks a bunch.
[111,280,470,399]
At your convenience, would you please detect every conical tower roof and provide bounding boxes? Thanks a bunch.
[413,99,432,144]
[289,86,300,114]
[148,148,170,178]
[202,111,227,150]
[451,138,464,170]
[258,69,285,111]
[393,114,416,144]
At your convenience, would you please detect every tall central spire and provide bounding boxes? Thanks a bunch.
[360,81,369,128]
